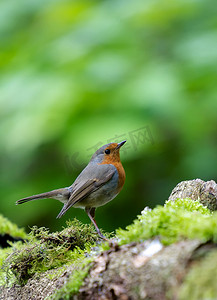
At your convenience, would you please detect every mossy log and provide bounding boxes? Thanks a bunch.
[3,240,217,300]
[1,179,217,300]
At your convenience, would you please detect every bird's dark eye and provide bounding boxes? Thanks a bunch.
[105,149,110,155]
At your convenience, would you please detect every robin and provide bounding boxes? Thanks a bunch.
[16,141,126,239]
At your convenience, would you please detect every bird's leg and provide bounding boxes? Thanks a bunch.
[85,207,106,239]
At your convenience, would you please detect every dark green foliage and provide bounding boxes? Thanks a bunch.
[1,0,217,235]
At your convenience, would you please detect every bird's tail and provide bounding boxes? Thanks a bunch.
[16,188,69,205]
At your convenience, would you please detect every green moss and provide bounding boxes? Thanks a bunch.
[0,215,28,286]
[117,198,215,245]
[0,214,27,239]
[46,259,93,300]
[179,250,217,300]
[1,219,101,286]
[0,247,14,286]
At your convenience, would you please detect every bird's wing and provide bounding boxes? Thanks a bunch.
[56,164,116,218]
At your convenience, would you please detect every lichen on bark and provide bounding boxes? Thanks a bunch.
[169,179,217,211]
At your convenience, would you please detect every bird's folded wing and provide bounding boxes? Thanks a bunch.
[56,167,115,218]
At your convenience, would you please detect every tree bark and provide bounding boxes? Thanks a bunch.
[168,179,217,211]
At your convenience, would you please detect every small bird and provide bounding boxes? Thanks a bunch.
[16,141,126,239]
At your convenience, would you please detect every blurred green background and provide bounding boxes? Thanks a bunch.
[1,0,217,234]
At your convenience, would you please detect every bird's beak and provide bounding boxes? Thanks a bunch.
[115,140,126,150]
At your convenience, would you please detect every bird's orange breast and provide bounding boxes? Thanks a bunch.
[99,154,125,192]
[112,161,126,192]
